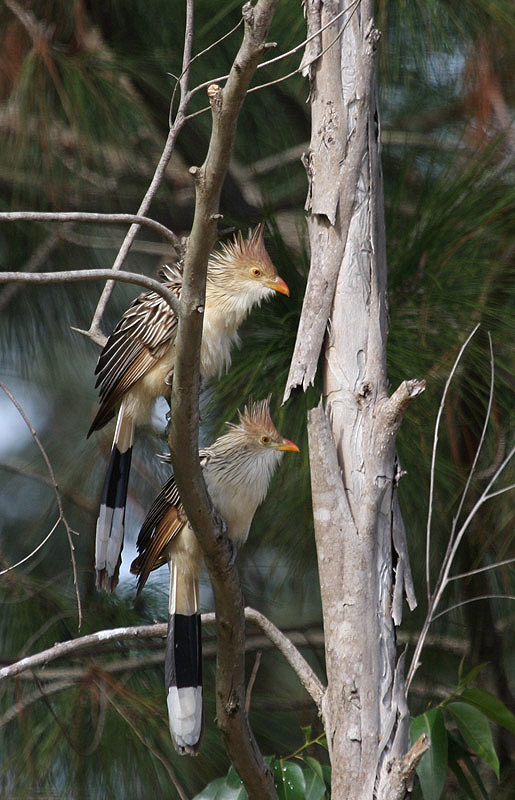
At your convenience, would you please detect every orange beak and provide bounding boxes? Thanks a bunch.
[277,438,299,453]
[268,275,290,296]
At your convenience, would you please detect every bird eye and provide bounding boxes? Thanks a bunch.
[260,435,271,445]
[250,267,261,277]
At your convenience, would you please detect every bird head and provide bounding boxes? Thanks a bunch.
[208,224,290,300]
[231,397,299,455]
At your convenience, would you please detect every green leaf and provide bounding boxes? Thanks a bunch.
[461,687,515,734]
[447,702,500,778]
[448,733,489,800]
[301,725,313,744]
[321,765,331,791]
[192,776,247,800]
[302,757,327,800]
[410,709,448,800]
[457,662,490,690]
[270,758,306,800]
[303,756,324,781]
[226,768,247,791]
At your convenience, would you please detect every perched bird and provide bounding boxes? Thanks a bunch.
[88,226,289,592]
[130,398,299,754]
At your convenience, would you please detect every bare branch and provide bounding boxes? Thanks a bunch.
[0,518,60,576]
[0,623,169,681]
[0,211,179,245]
[248,0,362,95]
[168,2,281,797]
[376,734,430,800]
[245,607,325,709]
[484,482,515,500]
[406,335,514,690]
[448,332,495,549]
[0,609,324,694]
[245,650,262,714]
[432,594,515,622]
[88,1,195,339]
[3,0,51,42]
[448,556,515,582]
[105,692,189,800]
[0,231,61,311]
[0,382,82,626]
[425,324,480,603]
[0,268,180,319]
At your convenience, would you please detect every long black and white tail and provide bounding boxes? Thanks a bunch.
[166,558,203,755]
[95,404,134,592]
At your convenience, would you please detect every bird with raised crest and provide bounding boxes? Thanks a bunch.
[130,398,299,754]
[88,226,289,592]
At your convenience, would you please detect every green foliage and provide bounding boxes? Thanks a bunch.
[193,726,330,799]
[410,667,515,799]
[193,756,330,800]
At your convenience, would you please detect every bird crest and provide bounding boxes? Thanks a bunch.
[231,396,278,439]
[210,224,277,279]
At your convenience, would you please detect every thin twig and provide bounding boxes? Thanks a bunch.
[245,650,262,713]
[0,519,60,576]
[184,0,362,122]
[3,0,50,41]
[483,482,515,500]
[448,333,495,549]
[425,325,480,604]
[105,692,189,800]
[248,0,361,95]
[190,0,360,99]
[448,444,515,562]
[448,556,515,582]
[407,341,514,689]
[88,1,195,341]
[0,231,61,311]
[0,382,82,627]
[0,268,180,319]
[432,594,515,622]
[169,16,244,122]
[0,211,178,244]
[245,607,325,709]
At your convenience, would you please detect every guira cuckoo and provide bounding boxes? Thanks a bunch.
[130,398,299,754]
[87,226,289,592]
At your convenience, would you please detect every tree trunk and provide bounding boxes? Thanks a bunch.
[288,2,423,797]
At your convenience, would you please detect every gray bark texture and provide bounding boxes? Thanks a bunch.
[296,2,426,798]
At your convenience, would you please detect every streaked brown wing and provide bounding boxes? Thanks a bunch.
[90,285,179,431]
[130,475,185,593]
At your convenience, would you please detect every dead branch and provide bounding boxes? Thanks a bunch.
[0,382,82,626]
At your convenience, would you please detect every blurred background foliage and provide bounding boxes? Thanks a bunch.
[0,0,513,797]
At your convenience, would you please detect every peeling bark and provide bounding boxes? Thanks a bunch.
[301,2,425,798]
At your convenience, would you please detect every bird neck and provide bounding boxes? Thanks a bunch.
[204,278,271,334]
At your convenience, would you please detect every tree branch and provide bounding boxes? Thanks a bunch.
[0,231,61,311]
[245,607,326,709]
[0,382,82,626]
[168,2,280,798]
[87,1,195,339]
[406,334,514,690]
[0,211,179,246]
[425,324,480,603]
[376,734,430,800]
[0,268,181,320]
